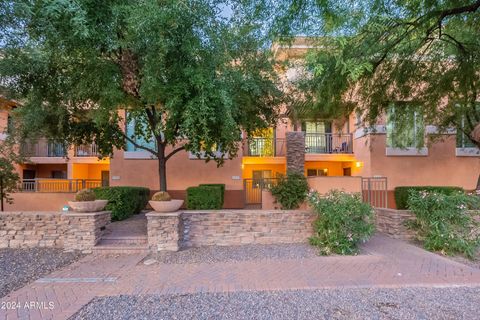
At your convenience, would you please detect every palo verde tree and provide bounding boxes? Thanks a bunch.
[0,0,281,191]
[246,0,480,147]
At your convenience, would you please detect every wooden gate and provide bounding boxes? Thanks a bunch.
[362,177,388,208]
[243,178,278,207]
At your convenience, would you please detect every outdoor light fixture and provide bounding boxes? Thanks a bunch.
[355,161,364,168]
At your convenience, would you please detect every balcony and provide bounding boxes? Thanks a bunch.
[305,133,353,154]
[245,138,286,157]
[21,139,67,157]
[20,179,103,192]
[74,143,100,157]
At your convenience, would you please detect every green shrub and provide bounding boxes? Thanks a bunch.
[199,184,225,206]
[187,185,223,209]
[407,190,480,259]
[395,186,463,209]
[269,173,309,209]
[74,189,96,202]
[92,186,150,221]
[151,191,171,201]
[307,190,375,255]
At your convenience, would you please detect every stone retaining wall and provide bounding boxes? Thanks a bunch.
[0,212,67,248]
[147,210,316,251]
[0,211,111,252]
[375,208,416,240]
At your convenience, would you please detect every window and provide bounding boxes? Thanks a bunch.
[457,115,478,148]
[248,128,275,156]
[306,168,327,177]
[386,103,424,148]
[125,113,157,152]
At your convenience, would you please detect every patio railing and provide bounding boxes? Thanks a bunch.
[20,179,102,193]
[305,133,353,154]
[245,138,286,157]
[21,139,67,157]
[74,144,100,157]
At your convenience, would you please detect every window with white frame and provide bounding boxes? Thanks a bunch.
[386,103,425,148]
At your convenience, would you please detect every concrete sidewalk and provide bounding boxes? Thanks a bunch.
[2,234,480,320]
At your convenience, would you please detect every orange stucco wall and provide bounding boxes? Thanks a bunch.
[110,149,244,191]
[307,176,362,194]
[368,135,479,190]
[20,164,68,178]
[72,163,109,180]
[5,192,74,211]
[242,163,286,179]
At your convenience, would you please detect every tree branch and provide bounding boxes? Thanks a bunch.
[165,146,186,161]
[121,131,158,155]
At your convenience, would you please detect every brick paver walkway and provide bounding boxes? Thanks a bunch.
[2,234,480,320]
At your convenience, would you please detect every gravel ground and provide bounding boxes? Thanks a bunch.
[70,287,480,320]
[0,248,84,298]
[146,243,325,264]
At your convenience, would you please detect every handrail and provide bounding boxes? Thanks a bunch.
[245,138,286,157]
[74,144,100,157]
[305,132,353,154]
[20,179,102,193]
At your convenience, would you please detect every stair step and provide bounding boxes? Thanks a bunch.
[99,238,147,245]
[93,244,150,254]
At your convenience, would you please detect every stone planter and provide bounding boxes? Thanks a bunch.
[149,200,183,213]
[68,200,108,213]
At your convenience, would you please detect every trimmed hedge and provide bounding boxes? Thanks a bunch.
[187,185,223,209]
[199,184,225,206]
[394,186,464,209]
[92,186,150,221]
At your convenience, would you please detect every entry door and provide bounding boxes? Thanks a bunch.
[101,171,110,187]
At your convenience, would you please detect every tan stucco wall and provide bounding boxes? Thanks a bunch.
[110,149,244,191]
[307,176,362,194]
[368,135,479,190]
[5,192,74,211]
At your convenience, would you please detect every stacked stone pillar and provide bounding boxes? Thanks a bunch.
[146,211,183,251]
[286,131,305,174]
[63,211,111,253]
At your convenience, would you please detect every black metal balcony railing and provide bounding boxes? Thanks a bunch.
[246,138,286,157]
[305,133,353,154]
[20,179,102,193]
[74,144,100,157]
[21,140,67,157]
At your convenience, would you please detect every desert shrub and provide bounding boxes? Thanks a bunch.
[394,186,463,209]
[74,189,96,202]
[151,191,171,201]
[199,184,225,206]
[407,190,480,259]
[186,185,223,209]
[92,186,150,221]
[308,190,375,255]
[269,173,309,209]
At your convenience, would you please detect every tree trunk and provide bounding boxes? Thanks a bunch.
[0,177,4,212]
[158,144,167,191]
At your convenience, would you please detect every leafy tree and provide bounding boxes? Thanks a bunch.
[0,136,21,211]
[250,0,480,146]
[0,0,282,191]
